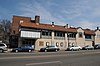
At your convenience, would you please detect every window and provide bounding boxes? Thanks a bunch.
[85,34,92,39]
[0,44,5,46]
[97,35,100,38]
[79,32,83,38]
[20,20,23,24]
[68,33,76,38]
[54,31,65,37]
[13,30,15,34]
[46,42,50,46]
[39,41,44,46]
[56,42,59,47]
[42,30,51,36]
[60,42,63,47]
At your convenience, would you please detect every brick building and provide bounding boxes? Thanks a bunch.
[10,15,100,50]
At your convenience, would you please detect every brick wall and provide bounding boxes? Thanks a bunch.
[11,16,31,35]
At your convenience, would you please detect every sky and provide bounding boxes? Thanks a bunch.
[0,0,100,29]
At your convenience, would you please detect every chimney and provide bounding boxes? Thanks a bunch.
[97,27,99,30]
[35,16,40,24]
[64,24,68,28]
[52,22,54,27]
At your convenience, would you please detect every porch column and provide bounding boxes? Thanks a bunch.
[65,33,68,48]
[51,31,54,45]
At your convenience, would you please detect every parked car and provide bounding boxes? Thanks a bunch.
[94,44,100,49]
[67,45,82,51]
[82,45,94,50]
[0,43,8,53]
[12,44,34,52]
[40,46,60,52]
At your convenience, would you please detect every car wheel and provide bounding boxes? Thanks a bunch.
[15,50,18,53]
[92,48,94,50]
[86,48,88,50]
[78,48,81,51]
[29,50,32,52]
[55,49,58,52]
[96,46,98,49]
[45,49,47,52]
[71,49,74,51]
[0,49,3,53]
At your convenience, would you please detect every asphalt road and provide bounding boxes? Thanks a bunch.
[0,50,100,66]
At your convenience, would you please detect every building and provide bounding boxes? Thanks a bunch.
[10,15,100,50]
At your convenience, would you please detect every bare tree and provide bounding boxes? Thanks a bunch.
[0,19,11,45]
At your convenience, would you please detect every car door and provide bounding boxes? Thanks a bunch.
[20,46,27,52]
[48,46,53,51]
[51,46,56,51]
[74,46,78,50]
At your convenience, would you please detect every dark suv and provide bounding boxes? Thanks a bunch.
[94,44,100,49]
[12,44,34,52]
[0,43,7,53]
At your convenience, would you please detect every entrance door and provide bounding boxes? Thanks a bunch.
[22,38,36,48]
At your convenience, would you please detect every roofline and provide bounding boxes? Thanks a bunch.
[13,15,31,19]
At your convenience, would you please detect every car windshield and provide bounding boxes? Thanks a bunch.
[0,44,5,46]
[72,45,78,47]
[85,45,89,47]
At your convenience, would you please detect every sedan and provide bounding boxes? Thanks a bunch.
[67,45,82,51]
[82,45,94,50]
[40,46,60,52]
[12,45,34,52]
[94,44,100,49]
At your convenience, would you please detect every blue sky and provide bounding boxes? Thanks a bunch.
[0,0,100,29]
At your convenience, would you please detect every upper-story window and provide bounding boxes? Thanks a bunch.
[67,33,76,38]
[85,34,92,39]
[42,30,51,36]
[97,35,100,38]
[79,32,83,38]
[54,31,65,37]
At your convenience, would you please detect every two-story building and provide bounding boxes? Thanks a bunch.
[10,15,100,50]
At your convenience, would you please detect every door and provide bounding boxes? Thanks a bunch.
[22,38,36,49]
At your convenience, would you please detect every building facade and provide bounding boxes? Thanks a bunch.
[10,16,100,50]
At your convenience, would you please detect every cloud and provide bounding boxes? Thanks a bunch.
[19,1,66,25]
[18,0,100,29]
[76,20,100,29]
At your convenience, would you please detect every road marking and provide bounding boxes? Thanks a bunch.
[26,61,61,66]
